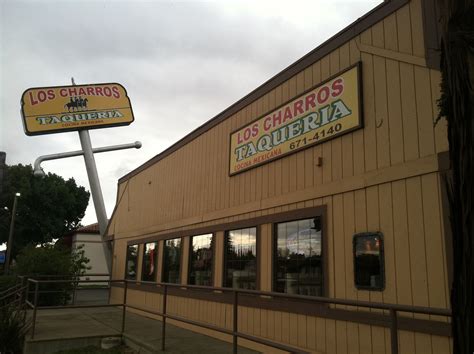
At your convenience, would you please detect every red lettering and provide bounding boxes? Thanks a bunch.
[293,99,304,116]
[104,87,112,97]
[237,132,244,144]
[29,92,39,106]
[95,87,104,96]
[78,87,87,96]
[317,86,330,104]
[112,86,120,98]
[47,89,55,100]
[243,127,251,140]
[331,78,344,97]
[272,111,282,127]
[60,88,68,97]
[37,90,47,102]
[68,88,77,96]
[251,123,259,137]
[305,93,316,110]
[87,87,95,95]
[263,117,272,131]
[283,107,293,122]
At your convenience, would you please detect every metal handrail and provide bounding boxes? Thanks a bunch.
[131,280,452,316]
[26,277,452,354]
[0,283,23,299]
[22,273,110,279]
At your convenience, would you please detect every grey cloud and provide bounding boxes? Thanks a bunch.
[1,0,381,225]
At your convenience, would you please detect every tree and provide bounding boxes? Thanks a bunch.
[438,0,474,352]
[15,244,90,306]
[0,164,90,257]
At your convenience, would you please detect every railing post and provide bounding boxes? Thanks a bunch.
[72,277,78,305]
[233,290,238,354]
[19,276,26,308]
[30,281,39,339]
[121,280,128,334]
[390,309,399,354]
[161,284,167,351]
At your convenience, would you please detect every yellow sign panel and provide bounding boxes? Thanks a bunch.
[229,63,362,175]
[21,83,134,135]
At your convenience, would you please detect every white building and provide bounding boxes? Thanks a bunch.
[65,223,110,283]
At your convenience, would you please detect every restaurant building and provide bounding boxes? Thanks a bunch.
[106,0,452,352]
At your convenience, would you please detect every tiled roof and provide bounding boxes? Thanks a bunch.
[74,223,100,234]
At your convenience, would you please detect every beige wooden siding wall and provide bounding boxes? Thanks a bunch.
[108,0,447,240]
[109,1,451,353]
[111,170,450,354]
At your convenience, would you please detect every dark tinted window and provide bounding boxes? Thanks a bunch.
[275,217,322,296]
[163,238,182,284]
[353,232,384,290]
[225,227,257,289]
[142,242,158,282]
[125,244,138,280]
[189,234,213,286]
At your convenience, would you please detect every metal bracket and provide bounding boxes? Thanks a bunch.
[33,141,142,177]
[33,140,141,275]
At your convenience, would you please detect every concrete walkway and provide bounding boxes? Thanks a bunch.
[25,306,260,353]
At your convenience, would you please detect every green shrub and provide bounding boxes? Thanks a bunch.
[15,244,90,306]
[0,275,18,292]
[0,302,29,354]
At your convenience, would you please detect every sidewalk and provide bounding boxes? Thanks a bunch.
[25,306,260,353]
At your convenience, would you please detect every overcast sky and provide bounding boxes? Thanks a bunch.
[0,0,381,227]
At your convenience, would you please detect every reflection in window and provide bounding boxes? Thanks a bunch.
[126,244,138,280]
[275,218,322,296]
[225,227,257,289]
[163,238,182,284]
[189,234,213,286]
[142,242,158,282]
[353,232,384,290]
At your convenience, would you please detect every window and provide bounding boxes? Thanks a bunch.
[142,242,158,282]
[125,244,138,280]
[275,217,322,296]
[189,234,213,286]
[224,227,257,289]
[353,232,384,290]
[163,238,182,283]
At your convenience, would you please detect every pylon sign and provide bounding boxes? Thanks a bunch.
[21,83,134,136]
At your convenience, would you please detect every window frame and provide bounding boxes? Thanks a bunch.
[161,237,183,284]
[272,216,324,297]
[126,206,327,293]
[141,241,158,282]
[223,226,259,290]
[188,233,215,286]
[125,244,139,281]
[352,232,385,291]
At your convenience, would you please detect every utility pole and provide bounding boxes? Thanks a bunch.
[5,192,20,274]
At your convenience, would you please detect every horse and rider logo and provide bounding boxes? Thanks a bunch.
[64,96,89,112]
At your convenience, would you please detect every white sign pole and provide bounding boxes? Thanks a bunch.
[78,129,109,236]
[72,77,109,274]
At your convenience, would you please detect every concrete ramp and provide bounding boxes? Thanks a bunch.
[24,307,260,354]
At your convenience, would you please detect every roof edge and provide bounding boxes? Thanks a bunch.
[118,0,409,184]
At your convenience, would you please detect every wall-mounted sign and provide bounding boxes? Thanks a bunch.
[229,63,362,175]
[21,83,134,136]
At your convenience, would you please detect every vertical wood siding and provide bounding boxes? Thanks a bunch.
[108,0,446,239]
[109,1,451,353]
